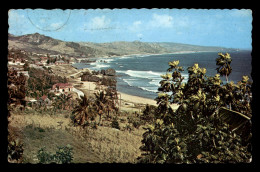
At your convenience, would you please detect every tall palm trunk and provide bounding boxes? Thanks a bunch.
[98,113,102,126]
[226,74,229,83]
[225,74,232,110]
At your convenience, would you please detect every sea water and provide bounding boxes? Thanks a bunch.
[73,50,252,99]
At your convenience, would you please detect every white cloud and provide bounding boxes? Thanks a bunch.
[129,20,142,32]
[133,21,142,27]
[148,13,173,28]
[50,22,63,29]
[128,14,174,32]
[83,15,111,31]
[137,33,143,38]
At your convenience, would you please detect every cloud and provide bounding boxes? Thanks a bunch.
[50,22,64,30]
[83,15,112,31]
[134,21,142,26]
[148,13,173,28]
[128,14,174,33]
[137,33,143,39]
[129,20,142,32]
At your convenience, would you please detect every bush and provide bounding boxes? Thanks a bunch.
[8,134,24,163]
[127,116,143,129]
[37,145,73,164]
[111,118,120,130]
[138,54,252,163]
[140,104,157,123]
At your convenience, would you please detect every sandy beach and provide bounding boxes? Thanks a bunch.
[71,77,180,111]
[51,62,180,111]
[71,77,158,106]
[119,92,157,106]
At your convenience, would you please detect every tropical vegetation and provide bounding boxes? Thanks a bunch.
[7,50,252,164]
[138,53,252,163]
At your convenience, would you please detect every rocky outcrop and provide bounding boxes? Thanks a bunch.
[81,74,100,82]
[100,76,117,88]
[102,68,116,76]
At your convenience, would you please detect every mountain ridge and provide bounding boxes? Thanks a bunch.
[8,33,238,58]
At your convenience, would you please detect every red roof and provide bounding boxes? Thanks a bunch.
[41,95,48,100]
[53,83,73,88]
[56,83,72,87]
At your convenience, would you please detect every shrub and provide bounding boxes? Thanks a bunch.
[140,104,157,123]
[111,118,120,130]
[138,54,252,163]
[8,134,24,163]
[37,145,73,164]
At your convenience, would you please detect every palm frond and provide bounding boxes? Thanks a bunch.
[218,107,251,139]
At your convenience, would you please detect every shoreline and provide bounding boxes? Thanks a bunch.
[96,50,216,59]
[70,77,158,106]
[51,59,181,110]
[69,77,180,111]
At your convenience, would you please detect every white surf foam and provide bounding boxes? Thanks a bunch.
[125,70,164,80]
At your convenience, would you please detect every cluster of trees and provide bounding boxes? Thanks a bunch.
[8,48,28,61]
[26,67,67,98]
[7,69,27,112]
[71,88,119,127]
[138,53,252,163]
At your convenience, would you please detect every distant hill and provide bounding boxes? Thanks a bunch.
[8,33,237,57]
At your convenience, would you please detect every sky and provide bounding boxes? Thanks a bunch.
[8,9,252,49]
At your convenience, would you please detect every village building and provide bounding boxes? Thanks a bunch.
[55,60,66,65]
[35,61,43,66]
[17,71,29,78]
[8,58,25,66]
[49,54,60,58]
[9,66,23,71]
[52,83,74,94]
[38,95,52,106]
[40,56,48,62]
[69,58,76,64]
[25,97,37,107]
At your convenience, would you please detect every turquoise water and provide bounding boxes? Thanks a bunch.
[73,50,252,99]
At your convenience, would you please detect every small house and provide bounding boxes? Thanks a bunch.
[17,71,29,78]
[52,83,74,93]
[55,60,66,65]
[38,95,52,106]
[40,57,48,63]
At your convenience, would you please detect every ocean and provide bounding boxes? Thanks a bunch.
[72,50,252,99]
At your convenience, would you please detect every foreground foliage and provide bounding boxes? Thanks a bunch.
[138,53,252,163]
[7,131,24,163]
[37,145,73,164]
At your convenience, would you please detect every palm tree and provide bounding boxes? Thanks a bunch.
[216,53,232,83]
[94,90,109,125]
[72,95,94,127]
[105,88,119,118]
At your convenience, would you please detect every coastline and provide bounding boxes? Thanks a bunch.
[96,50,227,59]
[72,79,179,111]
[70,76,158,106]
[51,56,183,111]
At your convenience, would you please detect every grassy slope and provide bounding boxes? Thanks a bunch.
[9,109,145,163]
